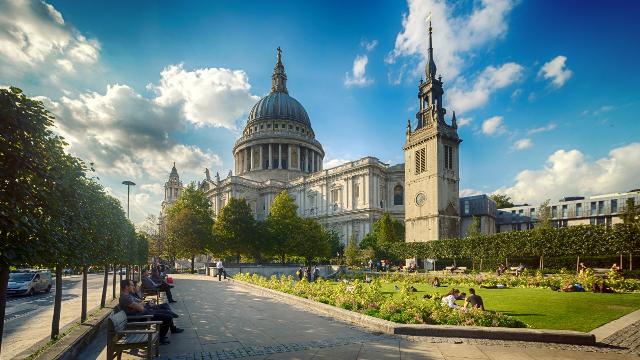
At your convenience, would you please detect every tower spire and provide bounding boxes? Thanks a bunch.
[426,20,437,80]
[271,47,288,94]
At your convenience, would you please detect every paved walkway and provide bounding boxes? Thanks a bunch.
[82,274,639,359]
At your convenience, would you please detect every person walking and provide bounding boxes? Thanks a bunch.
[216,259,227,281]
[313,265,320,282]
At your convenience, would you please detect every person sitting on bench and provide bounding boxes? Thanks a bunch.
[119,280,183,345]
[142,269,177,303]
[131,281,179,318]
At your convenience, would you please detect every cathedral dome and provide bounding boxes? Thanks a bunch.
[248,92,311,127]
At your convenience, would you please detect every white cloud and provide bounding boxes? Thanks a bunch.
[512,138,533,150]
[42,83,223,181]
[460,188,483,197]
[140,183,164,196]
[344,54,374,88]
[527,123,556,135]
[386,0,515,82]
[0,1,100,78]
[496,143,640,204]
[324,158,351,169]
[151,64,259,129]
[538,55,572,88]
[457,117,473,127]
[361,39,378,52]
[481,116,506,136]
[448,62,524,113]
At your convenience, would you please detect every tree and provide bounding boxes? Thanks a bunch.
[165,183,214,273]
[327,230,344,259]
[213,197,258,263]
[294,219,331,264]
[621,198,640,226]
[265,191,302,264]
[490,193,515,209]
[466,216,481,238]
[537,199,552,230]
[344,235,360,266]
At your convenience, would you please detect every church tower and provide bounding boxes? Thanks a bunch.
[403,21,461,242]
[158,162,183,234]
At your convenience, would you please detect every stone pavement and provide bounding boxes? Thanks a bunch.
[81,274,639,359]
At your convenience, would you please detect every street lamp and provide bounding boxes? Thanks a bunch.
[122,180,136,219]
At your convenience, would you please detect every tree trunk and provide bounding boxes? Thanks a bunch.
[0,266,9,356]
[620,253,624,270]
[81,266,88,323]
[125,266,129,280]
[480,258,483,272]
[630,252,633,271]
[576,256,580,274]
[237,252,241,265]
[119,265,123,283]
[281,253,286,265]
[51,264,63,339]
[191,255,195,274]
[112,264,116,299]
[100,265,108,308]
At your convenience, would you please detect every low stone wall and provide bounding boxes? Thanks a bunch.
[208,265,343,278]
[30,301,115,360]
[233,280,596,346]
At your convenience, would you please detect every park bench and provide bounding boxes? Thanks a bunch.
[141,286,161,302]
[593,268,610,275]
[444,266,467,274]
[107,309,161,360]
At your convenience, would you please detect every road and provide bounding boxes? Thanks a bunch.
[1,273,115,359]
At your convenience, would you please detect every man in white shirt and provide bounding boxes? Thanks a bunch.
[216,260,227,281]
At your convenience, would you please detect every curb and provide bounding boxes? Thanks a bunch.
[589,308,640,342]
[233,280,596,346]
[30,301,116,360]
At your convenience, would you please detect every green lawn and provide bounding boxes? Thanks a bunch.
[378,283,640,332]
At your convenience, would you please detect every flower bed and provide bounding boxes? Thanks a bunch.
[234,273,527,328]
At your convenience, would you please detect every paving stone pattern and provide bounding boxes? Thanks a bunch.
[602,320,640,355]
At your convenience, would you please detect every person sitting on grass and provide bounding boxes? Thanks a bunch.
[456,292,466,301]
[592,280,615,293]
[463,288,485,311]
[480,283,507,289]
[560,283,585,292]
[432,277,441,287]
[441,288,460,309]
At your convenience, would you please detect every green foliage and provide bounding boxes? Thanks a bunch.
[295,218,331,264]
[344,235,360,266]
[389,224,640,264]
[213,197,258,262]
[327,230,344,258]
[621,198,640,226]
[235,273,527,328]
[358,213,404,260]
[265,191,302,263]
[537,199,552,230]
[490,194,514,209]
[165,183,214,263]
[465,216,481,238]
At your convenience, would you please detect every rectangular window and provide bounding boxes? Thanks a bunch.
[518,209,524,215]
[562,205,568,218]
[530,208,536,219]
[591,202,597,216]
[415,148,426,174]
[611,199,618,213]
[464,201,470,215]
[444,145,454,170]
[598,201,605,215]
[551,206,557,218]
[274,124,278,128]
[576,203,582,217]
[590,218,596,225]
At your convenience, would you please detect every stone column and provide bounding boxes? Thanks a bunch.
[312,151,315,173]
[297,145,301,169]
[259,145,263,170]
[268,144,272,169]
[306,148,310,173]
[278,144,282,169]
[287,145,292,170]
[249,146,253,171]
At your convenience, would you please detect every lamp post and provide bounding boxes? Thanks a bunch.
[122,180,136,219]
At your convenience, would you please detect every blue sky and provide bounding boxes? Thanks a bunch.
[1,0,639,226]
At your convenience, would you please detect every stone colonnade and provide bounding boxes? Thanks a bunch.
[236,143,322,175]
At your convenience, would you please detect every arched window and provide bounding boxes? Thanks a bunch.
[393,185,403,206]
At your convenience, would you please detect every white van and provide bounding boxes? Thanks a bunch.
[7,270,53,296]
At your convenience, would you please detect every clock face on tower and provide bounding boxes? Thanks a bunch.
[415,192,426,206]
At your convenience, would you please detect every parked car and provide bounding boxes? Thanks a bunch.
[7,270,53,296]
